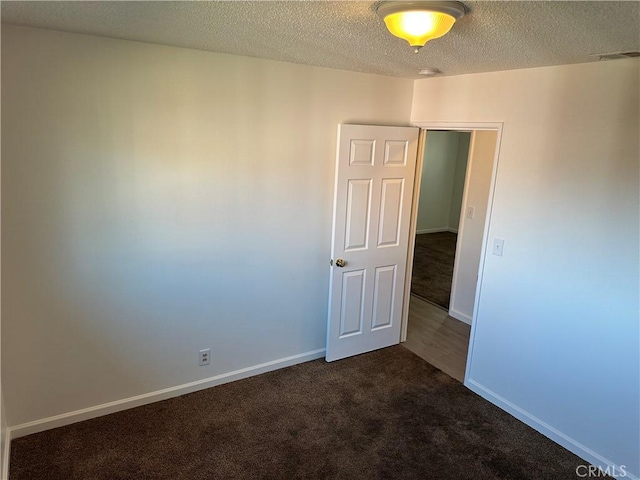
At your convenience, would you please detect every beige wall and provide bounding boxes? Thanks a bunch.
[412,59,639,476]
[1,25,414,426]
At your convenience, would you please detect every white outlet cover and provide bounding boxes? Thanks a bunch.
[199,348,211,366]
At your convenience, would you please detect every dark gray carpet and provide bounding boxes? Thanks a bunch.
[411,232,457,309]
[10,346,592,480]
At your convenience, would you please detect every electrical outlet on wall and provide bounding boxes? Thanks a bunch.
[199,348,211,366]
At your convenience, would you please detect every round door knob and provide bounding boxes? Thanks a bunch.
[335,258,346,268]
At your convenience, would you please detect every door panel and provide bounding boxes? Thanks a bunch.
[372,265,396,330]
[378,178,404,247]
[384,140,409,166]
[345,179,372,251]
[350,140,376,166]
[339,270,366,338]
[326,124,419,362]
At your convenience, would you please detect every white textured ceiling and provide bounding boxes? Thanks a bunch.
[1,1,639,79]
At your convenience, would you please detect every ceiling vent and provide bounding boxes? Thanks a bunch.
[591,51,640,60]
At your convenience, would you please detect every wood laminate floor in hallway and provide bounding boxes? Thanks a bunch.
[403,295,471,382]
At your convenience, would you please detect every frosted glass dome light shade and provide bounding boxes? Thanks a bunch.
[376,1,465,52]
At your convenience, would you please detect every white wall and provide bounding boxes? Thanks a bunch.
[412,59,640,478]
[449,130,496,324]
[1,25,414,427]
[416,131,468,233]
[448,133,471,229]
[3,24,638,479]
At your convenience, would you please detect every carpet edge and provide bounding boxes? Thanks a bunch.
[465,378,637,480]
[8,348,326,441]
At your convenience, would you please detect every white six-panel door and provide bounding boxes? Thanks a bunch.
[326,124,419,362]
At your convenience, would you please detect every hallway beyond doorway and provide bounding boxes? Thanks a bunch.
[411,231,457,310]
[403,295,470,382]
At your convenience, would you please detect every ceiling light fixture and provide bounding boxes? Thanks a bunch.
[376,1,465,53]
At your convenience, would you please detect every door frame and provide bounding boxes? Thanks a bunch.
[448,130,477,325]
[400,122,504,367]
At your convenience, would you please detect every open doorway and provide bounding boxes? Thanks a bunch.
[411,131,470,311]
[402,127,500,382]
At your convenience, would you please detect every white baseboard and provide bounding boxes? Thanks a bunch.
[449,308,472,325]
[1,428,10,480]
[416,228,458,234]
[9,348,326,440]
[465,379,638,480]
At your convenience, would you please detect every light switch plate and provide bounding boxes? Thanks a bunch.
[466,206,475,219]
[493,238,505,256]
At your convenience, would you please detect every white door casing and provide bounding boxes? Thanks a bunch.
[326,124,419,362]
